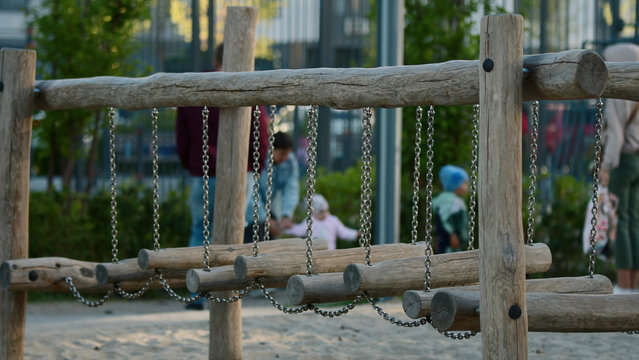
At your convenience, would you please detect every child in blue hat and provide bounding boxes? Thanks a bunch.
[433,165,469,253]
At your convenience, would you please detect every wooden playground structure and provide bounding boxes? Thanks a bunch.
[2,7,639,359]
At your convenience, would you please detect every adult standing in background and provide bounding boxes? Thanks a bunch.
[176,43,269,307]
[600,43,639,293]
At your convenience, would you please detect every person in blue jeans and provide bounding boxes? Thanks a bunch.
[244,131,299,242]
[176,44,269,308]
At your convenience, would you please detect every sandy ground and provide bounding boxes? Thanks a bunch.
[23,290,638,360]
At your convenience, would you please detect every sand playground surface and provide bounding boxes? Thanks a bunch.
[23,290,638,359]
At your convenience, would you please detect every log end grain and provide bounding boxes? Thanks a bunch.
[430,291,456,331]
[137,249,150,270]
[342,263,361,292]
[286,275,305,306]
[577,51,609,97]
[234,255,249,280]
[186,269,200,293]
[402,290,424,319]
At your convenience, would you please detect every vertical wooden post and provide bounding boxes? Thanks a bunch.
[0,48,36,360]
[478,15,526,359]
[209,6,257,360]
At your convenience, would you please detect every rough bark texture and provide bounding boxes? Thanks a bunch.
[402,275,613,319]
[33,50,608,111]
[209,7,257,360]
[0,48,35,360]
[479,15,527,360]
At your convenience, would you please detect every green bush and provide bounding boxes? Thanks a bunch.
[29,185,190,261]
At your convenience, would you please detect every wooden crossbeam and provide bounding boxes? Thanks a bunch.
[342,243,551,294]
[138,237,327,270]
[430,290,639,333]
[402,275,613,319]
[234,243,425,280]
[32,50,610,111]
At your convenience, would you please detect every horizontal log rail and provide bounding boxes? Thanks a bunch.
[95,258,185,285]
[286,273,387,305]
[234,243,425,280]
[430,290,639,332]
[402,275,613,319]
[1,257,184,292]
[186,265,288,292]
[343,243,552,294]
[33,50,608,111]
[138,237,327,271]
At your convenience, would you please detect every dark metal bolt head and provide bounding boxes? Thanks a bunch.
[483,58,494,72]
[0,81,4,92]
[509,304,522,319]
[28,270,38,281]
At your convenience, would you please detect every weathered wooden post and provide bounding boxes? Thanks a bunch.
[478,15,527,359]
[0,48,36,359]
[209,6,257,360]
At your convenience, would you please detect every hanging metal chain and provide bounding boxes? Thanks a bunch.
[360,107,374,265]
[151,108,161,251]
[410,107,424,246]
[467,105,480,250]
[526,101,540,246]
[201,106,212,271]
[66,277,113,307]
[364,293,430,327]
[308,294,365,317]
[251,106,263,256]
[158,273,204,303]
[257,280,311,314]
[588,98,604,278]
[304,105,319,277]
[108,108,119,263]
[423,106,435,292]
[115,274,158,300]
[262,105,277,243]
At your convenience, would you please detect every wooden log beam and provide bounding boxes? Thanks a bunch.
[1,257,184,292]
[0,48,36,360]
[479,15,527,359]
[95,258,185,285]
[343,243,551,294]
[138,237,327,270]
[32,50,607,111]
[602,62,639,101]
[430,290,639,333]
[210,7,257,360]
[286,273,388,305]
[186,265,288,293]
[234,243,425,280]
[402,275,613,319]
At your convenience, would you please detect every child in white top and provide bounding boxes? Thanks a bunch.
[283,194,359,250]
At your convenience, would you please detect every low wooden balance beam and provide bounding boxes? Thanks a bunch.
[233,243,425,280]
[429,289,639,333]
[138,237,327,270]
[343,243,552,295]
[402,275,614,319]
[1,257,184,292]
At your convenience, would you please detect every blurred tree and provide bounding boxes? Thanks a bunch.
[28,0,151,193]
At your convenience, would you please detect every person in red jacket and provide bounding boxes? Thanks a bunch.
[176,44,269,310]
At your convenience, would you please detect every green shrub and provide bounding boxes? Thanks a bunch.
[29,185,190,261]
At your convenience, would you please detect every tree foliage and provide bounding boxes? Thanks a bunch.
[28,0,151,190]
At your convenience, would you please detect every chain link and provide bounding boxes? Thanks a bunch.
[364,293,430,327]
[201,106,212,271]
[526,101,540,246]
[410,107,424,246]
[251,106,263,256]
[308,294,365,317]
[158,273,204,303]
[108,108,119,263]
[258,280,311,314]
[424,106,435,291]
[66,277,113,307]
[588,98,604,277]
[304,106,319,276]
[467,105,480,250]
[262,105,277,243]
[360,107,374,265]
[115,274,158,300]
[151,108,161,251]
